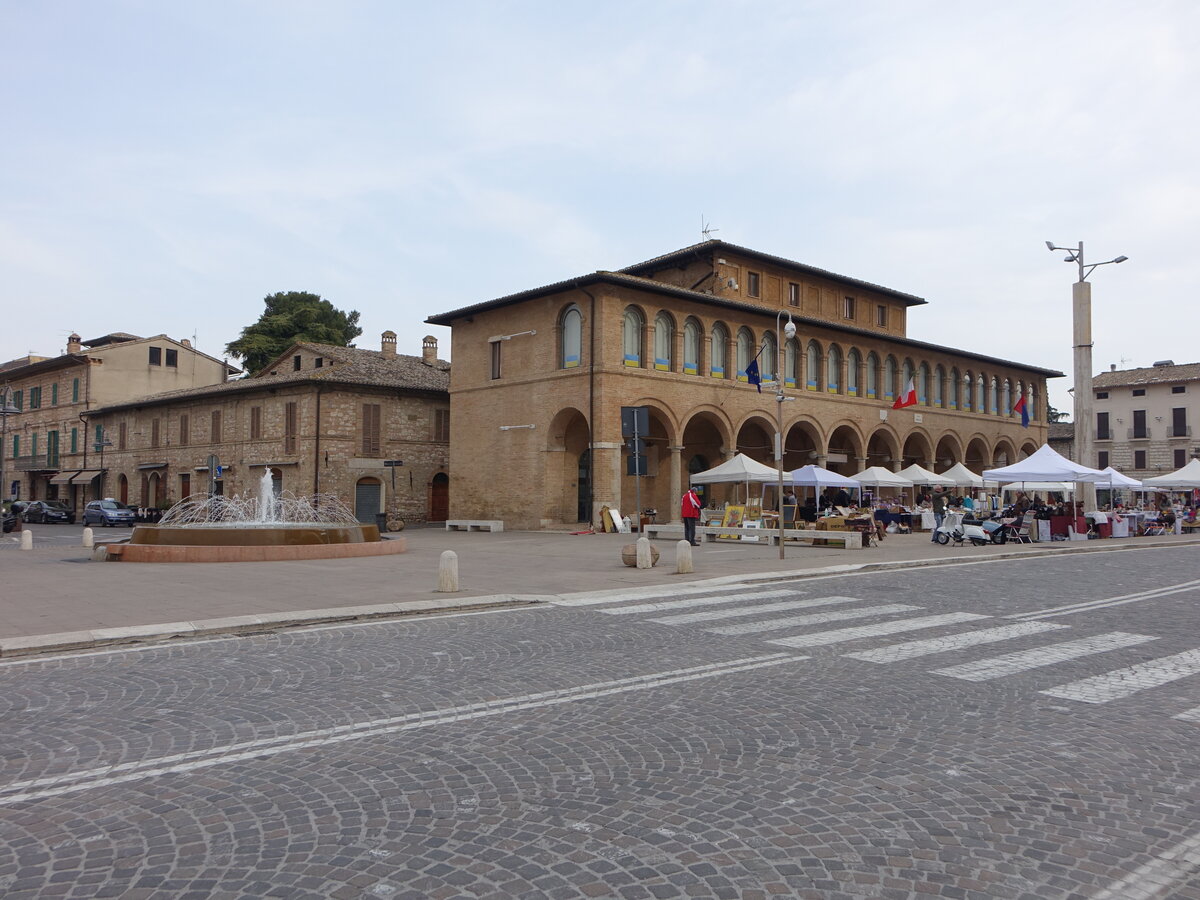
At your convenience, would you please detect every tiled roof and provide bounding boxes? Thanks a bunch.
[81,332,143,347]
[1092,362,1200,388]
[92,343,449,414]
[1048,423,1075,442]
[618,239,927,306]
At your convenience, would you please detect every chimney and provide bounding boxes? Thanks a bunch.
[1110,364,1116,371]
[422,335,438,365]
[181,338,192,348]
[67,333,82,354]
[381,330,397,357]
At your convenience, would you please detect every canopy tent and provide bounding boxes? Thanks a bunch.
[689,453,778,484]
[938,462,996,490]
[896,464,955,487]
[999,482,1076,494]
[982,444,1110,484]
[1097,466,1144,489]
[850,467,913,489]
[787,465,861,489]
[1141,457,1200,490]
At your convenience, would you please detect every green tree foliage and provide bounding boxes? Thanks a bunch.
[226,292,362,375]
[1046,404,1069,423]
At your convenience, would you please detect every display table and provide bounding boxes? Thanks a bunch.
[816,516,872,547]
[1049,515,1087,537]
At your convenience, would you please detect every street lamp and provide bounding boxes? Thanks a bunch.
[0,386,18,507]
[1046,240,1128,509]
[771,310,797,559]
[94,428,113,500]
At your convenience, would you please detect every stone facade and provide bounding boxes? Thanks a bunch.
[428,239,1061,531]
[1091,361,1200,477]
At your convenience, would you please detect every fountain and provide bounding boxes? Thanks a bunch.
[102,471,406,562]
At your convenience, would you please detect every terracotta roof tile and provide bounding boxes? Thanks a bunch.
[1092,362,1200,388]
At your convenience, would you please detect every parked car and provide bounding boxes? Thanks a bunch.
[2,509,15,533]
[82,499,137,528]
[14,500,76,524]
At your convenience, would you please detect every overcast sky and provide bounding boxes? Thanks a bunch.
[4,1,1196,419]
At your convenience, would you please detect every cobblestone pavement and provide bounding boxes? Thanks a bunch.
[1,545,1199,898]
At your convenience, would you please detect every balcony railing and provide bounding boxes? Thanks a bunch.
[1096,429,1112,441]
[1168,425,1192,438]
[12,454,52,471]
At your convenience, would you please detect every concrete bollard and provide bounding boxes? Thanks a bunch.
[19,529,33,550]
[676,539,694,574]
[82,527,94,548]
[437,550,459,592]
[636,536,652,569]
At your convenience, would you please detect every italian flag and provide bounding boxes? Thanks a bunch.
[892,377,918,409]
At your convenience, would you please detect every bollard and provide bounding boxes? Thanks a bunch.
[636,536,652,569]
[676,539,694,574]
[19,529,33,551]
[437,550,459,592]
[82,526,94,549]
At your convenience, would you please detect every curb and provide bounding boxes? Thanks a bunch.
[2,537,1197,659]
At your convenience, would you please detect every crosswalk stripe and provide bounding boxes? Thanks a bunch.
[931,632,1157,682]
[1040,649,1200,704]
[843,621,1069,663]
[1007,578,1200,621]
[708,603,920,636]
[651,595,862,625]
[765,612,988,648]
[599,589,796,616]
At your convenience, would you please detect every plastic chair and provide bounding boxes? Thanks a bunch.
[1143,519,1166,536]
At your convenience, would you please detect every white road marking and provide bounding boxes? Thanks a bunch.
[599,589,796,616]
[1008,578,1200,621]
[650,595,862,625]
[766,613,989,648]
[1090,828,1200,899]
[1040,649,1200,704]
[708,604,920,636]
[0,652,808,806]
[932,632,1157,682]
[843,621,1069,663]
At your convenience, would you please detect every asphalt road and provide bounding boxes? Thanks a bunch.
[2,544,1199,899]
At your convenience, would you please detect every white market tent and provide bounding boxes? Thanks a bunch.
[1098,466,1143,489]
[896,463,955,487]
[982,444,1110,484]
[850,466,913,490]
[999,481,1076,494]
[938,462,999,490]
[1142,457,1200,490]
[787,465,862,489]
[690,453,778,484]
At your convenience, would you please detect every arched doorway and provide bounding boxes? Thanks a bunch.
[866,428,899,470]
[826,424,863,474]
[355,477,382,523]
[118,474,129,505]
[548,407,591,524]
[933,435,962,473]
[901,431,934,469]
[430,472,450,522]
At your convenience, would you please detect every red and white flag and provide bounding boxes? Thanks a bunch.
[892,377,918,409]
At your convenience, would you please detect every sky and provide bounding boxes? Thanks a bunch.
[3,0,1197,420]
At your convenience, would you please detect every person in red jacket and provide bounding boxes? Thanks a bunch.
[681,485,702,546]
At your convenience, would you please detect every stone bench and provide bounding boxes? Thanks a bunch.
[445,520,504,533]
[643,523,860,550]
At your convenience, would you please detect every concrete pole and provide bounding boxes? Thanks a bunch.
[1073,279,1098,510]
[82,526,94,548]
[636,536,652,569]
[20,529,33,550]
[437,550,459,592]
[675,539,694,574]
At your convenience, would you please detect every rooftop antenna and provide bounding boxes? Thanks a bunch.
[1119,356,1133,368]
[701,215,718,241]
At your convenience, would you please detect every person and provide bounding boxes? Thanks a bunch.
[931,487,948,542]
[833,487,852,508]
[681,484,702,546]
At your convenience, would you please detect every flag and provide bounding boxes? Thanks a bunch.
[745,358,762,393]
[892,377,917,409]
[1013,395,1030,428]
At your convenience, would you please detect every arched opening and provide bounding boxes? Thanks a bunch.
[866,429,899,470]
[430,472,450,522]
[548,407,591,524]
[355,476,383,523]
[826,424,864,474]
[654,311,674,371]
[846,349,860,397]
[622,307,644,367]
[934,435,963,473]
[683,318,702,375]
[710,322,729,379]
[682,411,730,509]
[118,473,129,505]
[901,431,934,469]
[965,437,990,471]
[559,305,582,369]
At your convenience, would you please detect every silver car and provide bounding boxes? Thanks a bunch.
[83,499,137,527]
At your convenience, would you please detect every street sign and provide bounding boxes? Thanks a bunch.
[626,437,646,454]
[383,460,404,467]
[620,406,648,438]
[215,465,224,478]
[627,455,647,477]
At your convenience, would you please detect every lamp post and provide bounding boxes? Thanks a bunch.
[1046,241,1128,510]
[94,428,113,500]
[773,310,797,559]
[0,386,18,507]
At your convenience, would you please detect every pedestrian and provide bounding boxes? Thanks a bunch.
[931,486,948,542]
[681,484,702,546]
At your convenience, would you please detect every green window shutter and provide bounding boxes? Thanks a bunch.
[71,428,78,452]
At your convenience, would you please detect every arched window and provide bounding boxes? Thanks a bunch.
[806,341,821,391]
[884,357,897,403]
[977,375,986,413]
[622,307,643,367]
[683,318,702,375]
[846,349,860,396]
[654,312,674,371]
[826,345,841,393]
[784,338,799,388]
[901,360,914,396]
[710,323,728,379]
[1029,385,1038,420]
[866,353,879,399]
[560,306,582,369]
[761,332,777,381]
[1002,379,1012,416]
[963,371,974,411]
[736,328,754,383]
[950,367,960,409]
[918,363,930,405]
[933,365,944,406]
[989,377,999,415]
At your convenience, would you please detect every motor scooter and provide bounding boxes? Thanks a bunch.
[933,512,991,546]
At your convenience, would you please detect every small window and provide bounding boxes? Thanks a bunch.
[1098,450,1110,469]
[434,408,450,442]
[1176,448,1187,468]
[315,358,323,368]
[165,348,178,367]
[179,414,189,445]
[51,384,58,406]
[1134,449,1146,469]
[1172,385,1186,394]
[1132,388,1146,396]
[70,428,77,453]
[250,406,262,441]
[29,387,41,409]
[151,418,161,448]
[293,355,302,371]
[149,346,162,365]
[843,296,856,319]
[72,378,79,402]
[1095,391,1109,400]
[876,305,888,327]
[362,403,382,456]
[747,271,760,297]
[284,402,298,453]
[788,283,800,307]
[211,410,222,443]
[490,341,502,379]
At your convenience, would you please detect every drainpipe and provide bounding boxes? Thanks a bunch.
[313,385,323,499]
[575,282,598,522]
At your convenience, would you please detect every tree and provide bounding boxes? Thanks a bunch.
[226,292,362,376]
[1046,404,1069,423]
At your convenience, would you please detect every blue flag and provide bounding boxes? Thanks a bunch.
[1013,395,1030,428]
[745,358,762,393]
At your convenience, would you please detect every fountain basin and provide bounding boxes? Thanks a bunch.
[101,523,406,562]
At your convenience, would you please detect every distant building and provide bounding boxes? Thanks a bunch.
[86,333,450,525]
[1091,361,1200,477]
[1,332,237,505]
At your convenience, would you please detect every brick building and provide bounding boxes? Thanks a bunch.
[85,333,451,525]
[427,239,1061,530]
[1,332,236,506]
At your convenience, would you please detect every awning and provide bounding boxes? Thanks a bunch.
[137,462,167,470]
[50,471,81,484]
[72,469,103,484]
